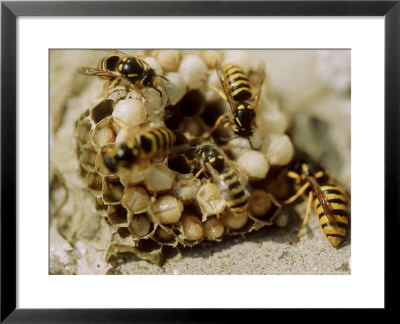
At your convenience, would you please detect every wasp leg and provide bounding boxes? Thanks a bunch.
[114,117,130,140]
[105,79,119,99]
[183,168,204,186]
[294,191,314,243]
[229,159,251,178]
[130,83,147,101]
[99,79,110,98]
[280,181,310,205]
[207,179,221,219]
[206,82,227,102]
[204,114,230,139]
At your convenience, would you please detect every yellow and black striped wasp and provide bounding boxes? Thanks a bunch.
[206,61,265,149]
[104,126,176,172]
[77,49,168,100]
[282,158,350,248]
[184,143,250,218]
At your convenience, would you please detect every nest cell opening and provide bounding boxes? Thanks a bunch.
[91,99,114,124]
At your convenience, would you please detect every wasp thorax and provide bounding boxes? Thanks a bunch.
[119,58,144,80]
[197,144,224,172]
[233,104,255,133]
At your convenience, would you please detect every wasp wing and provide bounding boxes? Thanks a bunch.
[204,162,250,206]
[251,61,265,112]
[77,66,120,78]
[105,49,132,58]
[308,177,339,227]
[215,60,237,113]
[106,49,151,67]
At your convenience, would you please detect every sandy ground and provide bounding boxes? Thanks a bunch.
[49,49,351,275]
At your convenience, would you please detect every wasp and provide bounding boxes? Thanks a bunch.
[206,61,265,149]
[77,49,168,100]
[282,159,350,248]
[104,126,176,172]
[186,143,250,218]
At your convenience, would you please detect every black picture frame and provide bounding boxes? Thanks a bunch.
[1,1,398,322]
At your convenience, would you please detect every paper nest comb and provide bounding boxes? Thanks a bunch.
[74,50,295,266]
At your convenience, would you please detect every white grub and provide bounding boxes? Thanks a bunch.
[196,182,226,216]
[236,150,269,180]
[152,195,184,224]
[222,209,248,230]
[257,104,288,136]
[155,226,174,242]
[144,163,175,193]
[112,98,147,128]
[122,186,150,214]
[161,72,187,105]
[203,72,223,102]
[200,50,223,69]
[228,137,252,158]
[179,55,208,89]
[114,128,126,144]
[204,216,225,240]
[249,131,262,150]
[263,134,294,166]
[181,214,204,241]
[249,189,272,217]
[154,50,181,72]
[222,50,251,72]
[173,174,201,203]
[129,214,152,237]
[92,125,116,147]
[275,211,289,228]
[143,56,163,76]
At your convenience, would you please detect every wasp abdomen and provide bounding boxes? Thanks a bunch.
[221,168,249,215]
[314,185,349,248]
[223,64,253,101]
[140,128,176,155]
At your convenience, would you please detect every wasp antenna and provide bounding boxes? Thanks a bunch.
[157,75,169,82]
[248,137,255,150]
[153,87,163,97]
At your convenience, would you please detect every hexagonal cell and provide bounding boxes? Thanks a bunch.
[87,172,103,192]
[96,148,115,176]
[103,176,124,203]
[200,100,226,127]
[79,147,97,171]
[107,204,128,226]
[76,119,92,146]
[92,117,116,147]
[144,163,175,194]
[179,89,206,117]
[154,225,175,243]
[122,186,150,214]
[91,99,114,124]
[117,227,131,238]
[163,103,183,130]
[128,214,153,238]
[94,197,107,211]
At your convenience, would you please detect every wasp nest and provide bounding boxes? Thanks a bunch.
[74,50,294,266]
